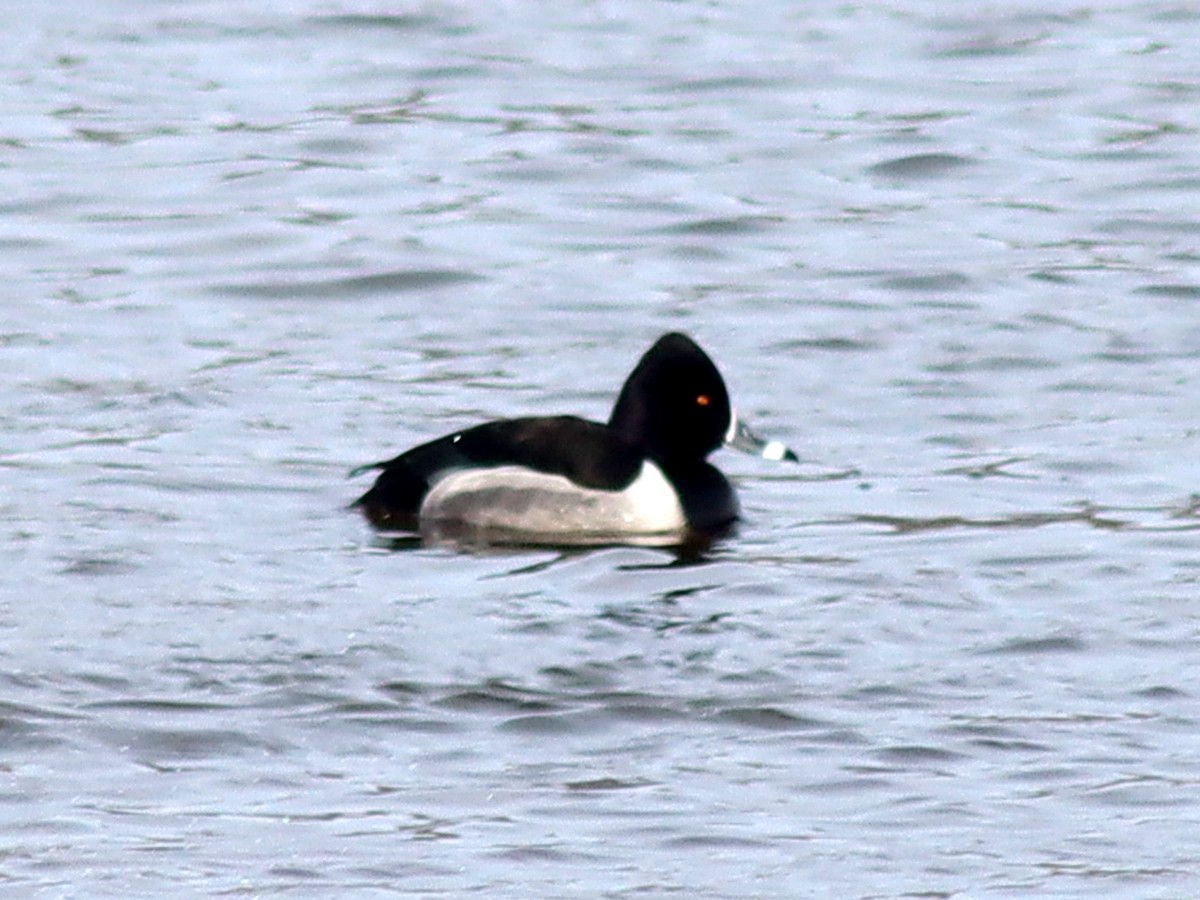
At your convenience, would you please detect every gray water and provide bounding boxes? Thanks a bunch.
[4,1,1200,896]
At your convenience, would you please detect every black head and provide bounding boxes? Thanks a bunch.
[608,333,732,464]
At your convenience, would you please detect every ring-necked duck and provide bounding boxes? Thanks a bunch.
[351,332,796,545]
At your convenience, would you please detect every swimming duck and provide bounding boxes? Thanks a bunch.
[352,332,796,545]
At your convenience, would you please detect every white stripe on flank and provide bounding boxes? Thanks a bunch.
[421,461,686,537]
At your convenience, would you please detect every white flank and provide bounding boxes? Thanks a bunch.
[421,461,686,538]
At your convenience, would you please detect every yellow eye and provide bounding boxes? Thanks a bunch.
[696,394,710,407]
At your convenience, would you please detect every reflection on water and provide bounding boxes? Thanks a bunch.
[4,0,1200,897]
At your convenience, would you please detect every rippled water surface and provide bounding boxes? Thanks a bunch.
[4,2,1200,896]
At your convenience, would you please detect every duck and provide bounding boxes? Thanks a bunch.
[351,332,796,546]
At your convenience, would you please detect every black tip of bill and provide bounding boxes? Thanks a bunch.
[725,416,799,463]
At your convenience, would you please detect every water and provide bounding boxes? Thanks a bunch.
[3,1,1200,896]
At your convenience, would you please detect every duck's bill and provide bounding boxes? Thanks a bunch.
[725,415,798,462]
